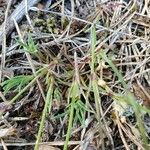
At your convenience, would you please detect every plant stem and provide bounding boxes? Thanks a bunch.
[63,98,75,150]
[34,77,53,150]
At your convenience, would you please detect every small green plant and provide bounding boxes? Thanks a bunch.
[73,100,92,126]
[52,97,92,128]
[63,51,93,150]
[0,68,46,106]
[17,34,38,54]
[2,75,34,94]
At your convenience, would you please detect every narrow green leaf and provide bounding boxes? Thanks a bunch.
[1,75,33,94]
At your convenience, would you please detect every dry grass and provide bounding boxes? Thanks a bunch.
[0,0,150,150]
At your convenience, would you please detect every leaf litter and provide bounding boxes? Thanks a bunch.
[0,0,150,149]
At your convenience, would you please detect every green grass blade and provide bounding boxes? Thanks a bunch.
[63,98,75,150]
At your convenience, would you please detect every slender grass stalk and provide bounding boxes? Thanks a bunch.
[100,52,127,89]
[34,77,54,150]
[63,98,75,150]
[63,52,81,150]
[100,51,148,148]
[90,25,102,120]
[90,25,105,149]
[92,77,101,120]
